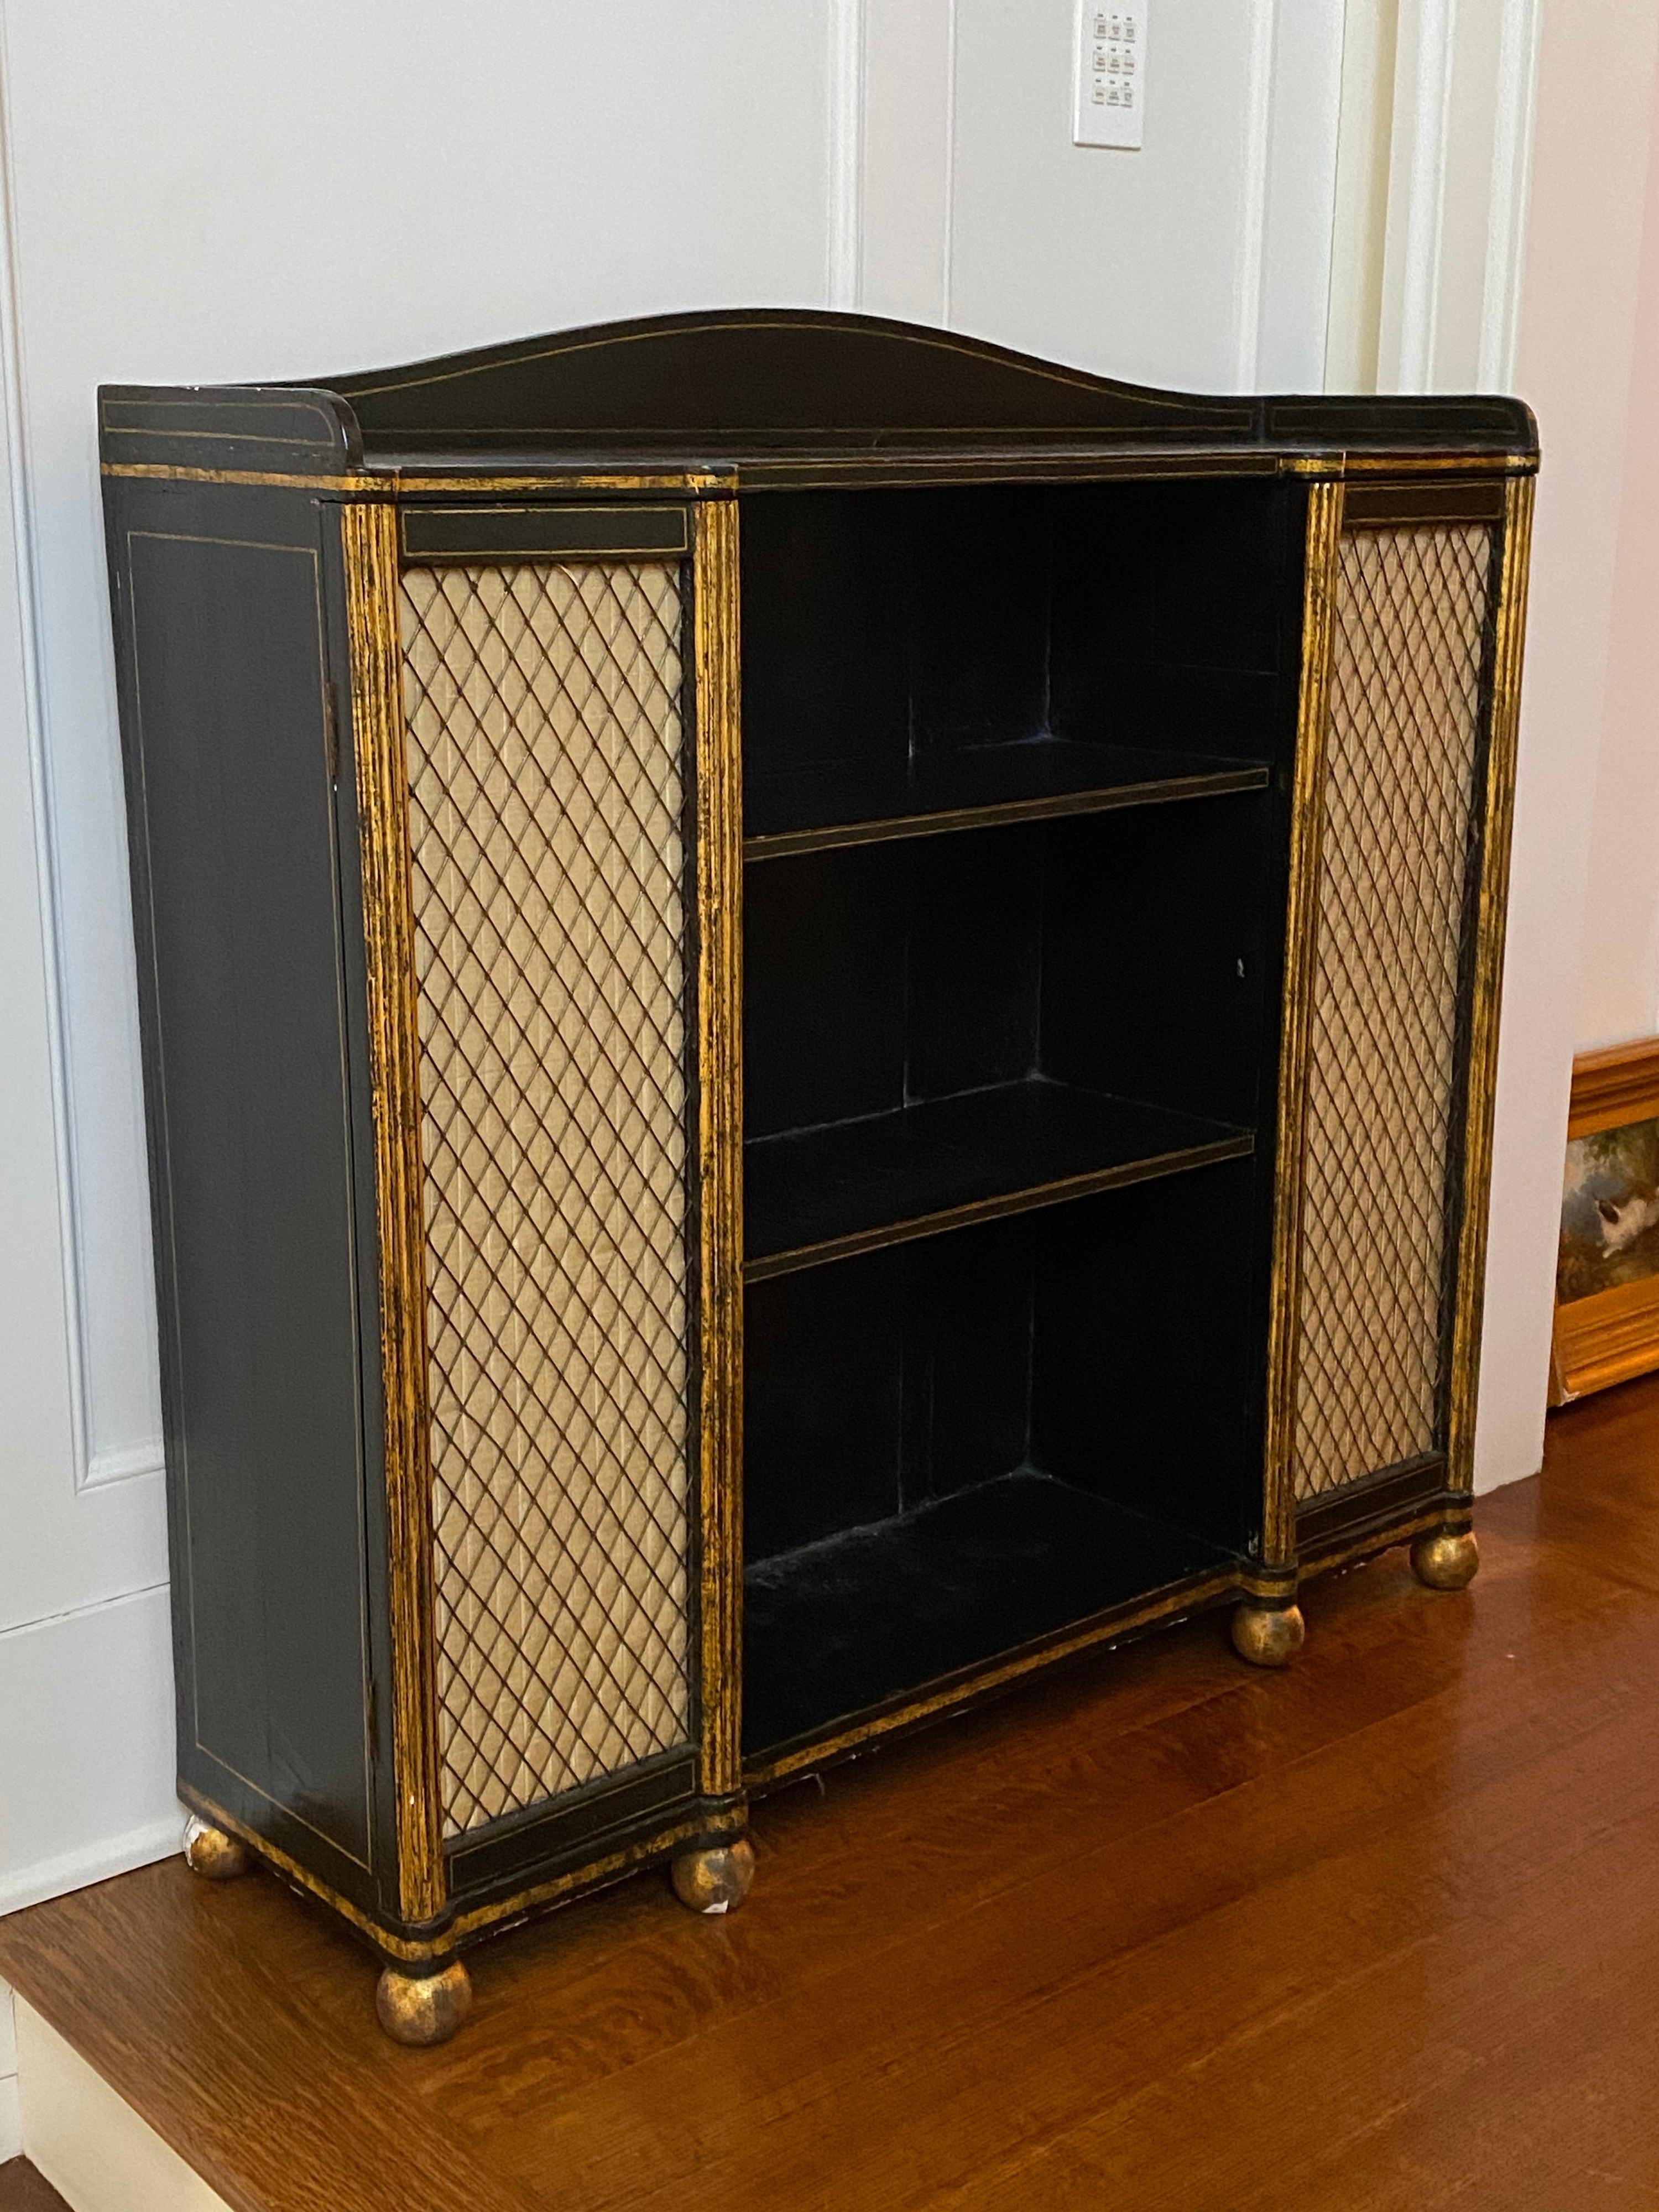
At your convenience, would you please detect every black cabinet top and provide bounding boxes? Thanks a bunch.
[98,307,1538,484]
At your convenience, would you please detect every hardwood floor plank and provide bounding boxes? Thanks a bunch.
[948,1731,1659,2210]
[533,1616,1659,2212]
[0,1873,538,2212]
[444,1544,1640,2151]
[436,1541,1616,2131]
[0,1378,1655,2211]
[0,2159,70,2212]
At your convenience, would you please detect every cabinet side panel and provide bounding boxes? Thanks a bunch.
[1446,477,1533,1491]
[398,560,694,1837]
[1292,519,1496,1504]
[111,489,374,1882]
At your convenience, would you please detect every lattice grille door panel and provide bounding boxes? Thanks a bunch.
[1292,524,1493,1503]
[399,561,692,1838]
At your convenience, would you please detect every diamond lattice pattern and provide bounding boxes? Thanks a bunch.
[399,561,691,1837]
[1292,524,1493,1501]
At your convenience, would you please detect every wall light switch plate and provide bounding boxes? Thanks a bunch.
[1074,1,1147,150]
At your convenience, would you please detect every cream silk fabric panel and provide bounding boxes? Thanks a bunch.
[1293,525,1493,1500]
[400,562,691,1835]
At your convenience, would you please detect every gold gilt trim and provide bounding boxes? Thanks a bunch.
[1566,1036,1659,1140]
[743,763,1270,863]
[340,502,445,1923]
[746,1566,1247,1787]
[105,463,376,491]
[178,1782,737,1964]
[1262,478,1345,1568]
[106,455,1537,493]
[746,1133,1255,1284]
[447,1820,706,1943]
[1447,475,1535,1492]
[101,462,722,494]
[1277,453,1537,479]
[1344,452,1537,474]
[692,499,745,1799]
[176,1783,437,1961]
[1297,1501,1472,1581]
[391,472,721,494]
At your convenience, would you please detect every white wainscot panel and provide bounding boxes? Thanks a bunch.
[0,1980,17,2162]
[0,1586,177,1917]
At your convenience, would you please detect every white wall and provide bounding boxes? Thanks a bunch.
[13,0,837,1496]
[1574,48,1659,1052]
[1317,0,1659,1491]
[0,0,829,1950]
[1477,0,1659,1485]
[1326,0,1538,395]
[935,0,1342,388]
[858,0,1344,382]
[0,3,1350,1922]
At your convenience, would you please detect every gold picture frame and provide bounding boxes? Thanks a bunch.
[1551,1037,1659,1403]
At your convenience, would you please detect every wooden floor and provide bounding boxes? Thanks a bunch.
[0,2159,67,2211]
[6,1380,1659,2210]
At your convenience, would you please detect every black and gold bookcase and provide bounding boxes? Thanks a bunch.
[99,311,1535,2044]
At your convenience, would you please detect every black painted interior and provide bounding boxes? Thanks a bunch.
[743,802,1268,1268]
[740,477,1287,811]
[743,1173,1257,1755]
[739,475,1291,1757]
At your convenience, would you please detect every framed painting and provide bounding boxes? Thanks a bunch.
[1552,1037,1659,1403]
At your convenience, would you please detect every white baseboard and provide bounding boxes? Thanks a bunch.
[0,1584,176,1913]
[17,2000,228,2212]
[1472,1453,1546,1499]
[0,1818,181,1921]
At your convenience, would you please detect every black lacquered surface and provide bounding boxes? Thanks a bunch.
[94,302,1531,1955]
[744,738,1267,857]
[109,488,377,1897]
[743,1472,1230,1756]
[745,1076,1251,1275]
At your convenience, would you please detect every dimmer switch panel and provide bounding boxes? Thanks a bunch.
[1074,2,1147,149]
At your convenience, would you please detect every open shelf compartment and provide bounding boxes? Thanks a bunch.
[738,468,1295,1768]
[742,1168,1263,1761]
[739,474,1293,852]
[744,799,1272,1275]
[744,739,1269,858]
[747,1076,1251,1278]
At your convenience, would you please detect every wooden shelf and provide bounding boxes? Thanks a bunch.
[742,1471,1233,1757]
[744,1076,1253,1280]
[743,737,1270,860]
